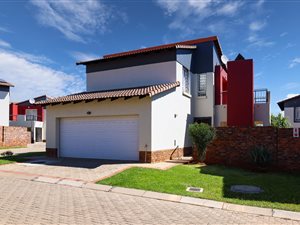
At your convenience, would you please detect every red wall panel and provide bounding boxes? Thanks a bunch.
[227,59,254,127]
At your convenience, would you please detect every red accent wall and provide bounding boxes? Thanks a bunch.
[9,103,18,121]
[9,104,44,122]
[215,65,228,105]
[227,59,254,127]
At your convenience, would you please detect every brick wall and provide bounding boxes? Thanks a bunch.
[0,126,31,147]
[139,147,192,163]
[204,127,300,172]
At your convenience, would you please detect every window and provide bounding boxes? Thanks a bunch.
[295,107,300,122]
[182,67,190,94]
[198,74,207,97]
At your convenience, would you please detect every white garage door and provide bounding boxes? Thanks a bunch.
[59,116,139,161]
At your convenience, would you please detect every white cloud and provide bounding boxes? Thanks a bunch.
[217,1,244,16]
[70,51,99,62]
[286,93,299,99]
[289,58,300,68]
[0,26,10,33]
[249,21,266,31]
[247,34,274,47]
[0,39,11,48]
[156,0,244,34]
[0,48,84,102]
[30,0,115,43]
[280,32,288,37]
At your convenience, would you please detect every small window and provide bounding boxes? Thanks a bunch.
[295,107,300,122]
[182,67,190,94]
[198,74,207,97]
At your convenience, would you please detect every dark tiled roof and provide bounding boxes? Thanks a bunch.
[76,36,222,65]
[0,79,14,87]
[36,82,180,105]
[277,94,300,111]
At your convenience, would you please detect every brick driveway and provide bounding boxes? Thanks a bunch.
[0,157,177,182]
[0,175,298,225]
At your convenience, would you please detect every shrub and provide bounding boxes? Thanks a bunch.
[271,113,290,128]
[0,151,14,156]
[250,146,272,167]
[188,123,216,162]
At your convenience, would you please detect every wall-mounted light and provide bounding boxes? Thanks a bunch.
[87,111,91,115]
[174,114,178,118]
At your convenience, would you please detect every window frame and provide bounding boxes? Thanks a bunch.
[294,107,300,122]
[197,73,207,97]
[182,66,191,95]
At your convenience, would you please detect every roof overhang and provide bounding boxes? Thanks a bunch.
[76,36,223,66]
[277,94,300,111]
[36,82,180,106]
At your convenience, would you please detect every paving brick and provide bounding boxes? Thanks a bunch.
[83,183,112,192]
[57,179,85,187]
[111,187,145,196]
[273,209,300,221]
[180,196,224,209]
[34,176,60,184]
[143,191,182,202]
[223,203,273,216]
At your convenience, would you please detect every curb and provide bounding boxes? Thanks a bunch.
[2,171,300,222]
[82,183,300,222]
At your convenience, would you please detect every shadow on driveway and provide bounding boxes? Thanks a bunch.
[27,157,139,169]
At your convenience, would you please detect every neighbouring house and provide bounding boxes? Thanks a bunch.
[0,79,14,126]
[37,36,270,162]
[10,95,49,143]
[278,94,300,128]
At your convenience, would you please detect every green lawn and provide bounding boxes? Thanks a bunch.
[98,164,300,212]
[0,152,46,165]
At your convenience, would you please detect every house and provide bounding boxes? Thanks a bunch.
[10,95,49,142]
[37,36,270,162]
[0,79,14,126]
[278,94,300,128]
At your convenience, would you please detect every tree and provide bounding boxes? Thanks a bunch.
[271,113,290,128]
[188,123,216,162]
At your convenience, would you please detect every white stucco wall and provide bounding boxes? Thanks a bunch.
[46,97,151,153]
[214,105,227,127]
[86,61,177,92]
[191,72,215,125]
[284,107,300,128]
[151,62,192,151]
[0,90,9,126]
[254,103,270,126]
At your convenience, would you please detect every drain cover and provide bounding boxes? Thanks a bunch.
[230,185,263,194]
[186,187,203,193]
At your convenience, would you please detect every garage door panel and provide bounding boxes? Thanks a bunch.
[60,117,139,161]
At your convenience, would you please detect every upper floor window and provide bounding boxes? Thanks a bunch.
[295,107,300,122]
[198,74,207,97]
[182,67,190,95]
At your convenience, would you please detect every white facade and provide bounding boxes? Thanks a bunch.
[87,61,177,92]
[46,97,152,156]
[192,72,215,125]
[0,89,10,126]
[46,56,223,161]
[284,107,300,128]
[151,62,192,151]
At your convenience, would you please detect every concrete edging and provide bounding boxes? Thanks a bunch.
[83,183,300,222]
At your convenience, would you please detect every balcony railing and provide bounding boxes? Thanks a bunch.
[254,89,270,103]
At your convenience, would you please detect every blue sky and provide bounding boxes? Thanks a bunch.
[0,0,300,114]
